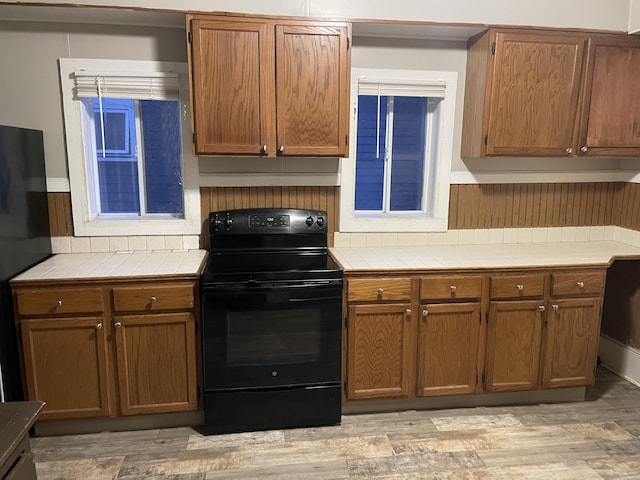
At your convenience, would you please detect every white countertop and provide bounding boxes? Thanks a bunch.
[329,241,640,272]
[11,250,208,282]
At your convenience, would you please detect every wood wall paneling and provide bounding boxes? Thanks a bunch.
[47,192,74,237]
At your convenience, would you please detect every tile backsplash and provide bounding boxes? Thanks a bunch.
[51,235,201,253]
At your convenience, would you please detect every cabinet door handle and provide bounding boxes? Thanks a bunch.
[422,309,428,317]
[516,284,524,291]
[538,305,546,312]
[566,147,572,154]
[576,281,584,288]
[260,144,267,154]
[149,296,157,304]
[450,285,457,293]
[56,300,62,307]
[406,309,412,316]
[552,304,559,310]
[95,322,103,330]
[377,288,384,295]
[278,145,285,153]
[114,322,122,329]
[580,146,588,153]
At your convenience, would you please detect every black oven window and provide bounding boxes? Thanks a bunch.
[226,308,322,366]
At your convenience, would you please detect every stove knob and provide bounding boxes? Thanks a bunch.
[224,214,233,230]
[213,214,223,231]
[316,215,325,228]
[306,216,314,227]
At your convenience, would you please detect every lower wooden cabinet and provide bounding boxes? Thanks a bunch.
[417,302,481,397]
[20,317,111,420]
[346,303,414,400]
[14,279,199,421]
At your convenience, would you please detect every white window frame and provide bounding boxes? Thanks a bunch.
[59,58,200,237]
[340,68,457,233]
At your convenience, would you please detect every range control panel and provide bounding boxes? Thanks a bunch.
[210,208,327,234]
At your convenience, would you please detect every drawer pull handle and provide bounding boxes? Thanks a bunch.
[377,288,384,295]
[538,305,546,312]
[516,284,524,291]
[114,322,122,329]
[576,281,584,288]
[260,144,267,154]
[278,145,285,153]
[422,309,428,317]
[56,300,62,307]
[450,285,457,293]
[406,309,412,316]
[95,322,103,330]
[149,296,157,304]
[552,304,559,310]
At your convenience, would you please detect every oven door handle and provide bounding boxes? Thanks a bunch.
[288,296,341,303]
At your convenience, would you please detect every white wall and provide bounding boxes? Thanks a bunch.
[0,0,633,32]
[630,0,640,33]
[0,21,186,182]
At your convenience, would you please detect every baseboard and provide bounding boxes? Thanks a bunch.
[598,335,640,387]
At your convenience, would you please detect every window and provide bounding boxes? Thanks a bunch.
[59,59,200,236]
[340,68,457,232]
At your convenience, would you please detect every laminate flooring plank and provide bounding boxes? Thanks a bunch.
[430,414,523,431]
[203,459,350,480]
[476,442,610,467]
[35,457,125,480]
[283,419,439,442]
[346,451,484,477]
[586,456,640,479]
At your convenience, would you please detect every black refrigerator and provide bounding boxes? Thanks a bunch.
[0,125,51,402]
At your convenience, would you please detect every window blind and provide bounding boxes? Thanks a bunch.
[358,79,446,98]
[73,71,180,100]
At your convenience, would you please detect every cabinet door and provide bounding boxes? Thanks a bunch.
[190,18,275,155]
[542,298,601,388]
[346,304,414,400]
[485,32,585,156]
[417,303,481,397]
[114,313,197,415]
[275,24,350,156]
[578,36,640,156]
[485,300,545,392]
[21,317,111,420]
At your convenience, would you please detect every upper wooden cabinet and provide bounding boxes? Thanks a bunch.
[188,15,351,158]
[462,29,640,158]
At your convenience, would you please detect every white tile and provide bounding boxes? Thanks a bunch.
[503,228,518,244]
[561,226,577,242]
[365,234,383,247]
[443,230,459,245]
[531,228,548,243]
[473,229,489,245]
[517,228,533,244]
[332,233,350,247]
[381,233,398,247]
[604,225,615,241]
[51,236,71,254]
[458,230,474,245]
[575,226,591,242]
[127,235,148,251]
[109,236,129,252]
[396,233,413,246]
[182,235,201,250]
[612,226,622,242]
[164,235,183,250]
[349,233,367,248]
[488,229,504,244]
[547,227,563,243]
[427,232,446,246]
[147,236,166,251]
[619,227,633,245]
[411,232,429,246]
[70,236,91,253]
[89,237,110,253]
[589,226,605,242]
[632,230,640,247]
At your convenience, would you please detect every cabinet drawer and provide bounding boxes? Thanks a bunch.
[551,271,605,296]
[15,288,103,316]
[112,284,194,312]
[348,277,412,302]
[420,275,483,300]
[490,274,545,299]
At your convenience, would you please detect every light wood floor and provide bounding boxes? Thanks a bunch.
[32,367,640,479]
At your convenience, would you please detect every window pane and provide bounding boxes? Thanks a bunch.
[98,160,140,213]
[390,97,427,211]
[140,100,183,215]
[355,95,387,211]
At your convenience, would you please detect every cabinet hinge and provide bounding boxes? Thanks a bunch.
[482,371,486,384]
[491,41,496,55]
[188,31,193,43]
[345,134,348,146]
[344,316,349,328]
[485,311,489,323]
[193,132,197,144]
[347,37,350,50]
[484,135,488,146]
[343,379,348,393]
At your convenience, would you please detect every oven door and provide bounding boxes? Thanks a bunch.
[201,278,342,391]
